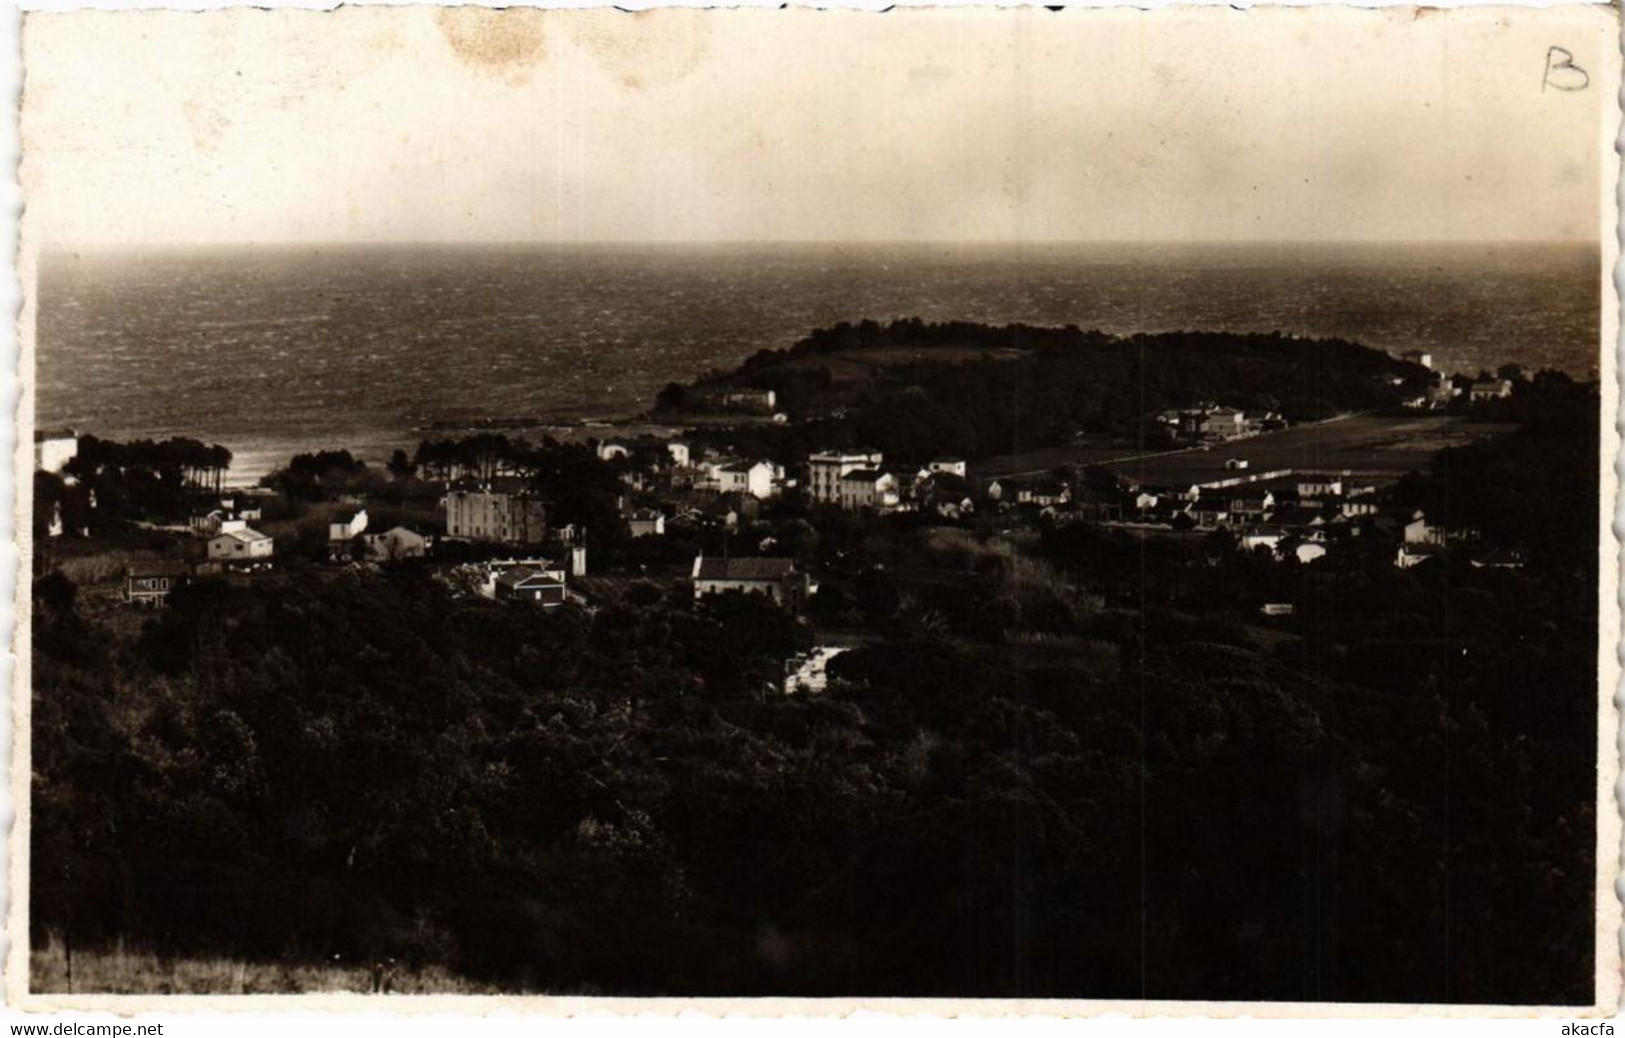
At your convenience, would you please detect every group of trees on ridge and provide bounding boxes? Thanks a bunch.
[659,319,1429,465]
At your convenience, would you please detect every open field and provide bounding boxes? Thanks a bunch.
[1105,414,1515,488]
[974,414,1515,487]
[972,444,1157,480]
[30,938,496,995]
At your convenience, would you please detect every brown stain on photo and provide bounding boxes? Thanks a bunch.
[435,7,548,84]
[566,9,710,91]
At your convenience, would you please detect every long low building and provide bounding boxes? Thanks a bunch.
[691,555,811,606]
[123,560,191,607]
[208,526,274,563]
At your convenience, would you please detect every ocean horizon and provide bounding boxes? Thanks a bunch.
[36,240,1601,482]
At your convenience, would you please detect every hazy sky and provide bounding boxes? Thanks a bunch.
[19,5,1618,245]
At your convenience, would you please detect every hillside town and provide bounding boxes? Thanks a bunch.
[34,340,1541,661]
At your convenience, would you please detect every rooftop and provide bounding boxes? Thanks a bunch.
[693,556,797,582]
[496,567,564,589]
[214,527,270,544]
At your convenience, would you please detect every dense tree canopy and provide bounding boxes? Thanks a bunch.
[673,320,1424,465]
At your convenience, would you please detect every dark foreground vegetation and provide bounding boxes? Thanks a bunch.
[31,327,1599,1002]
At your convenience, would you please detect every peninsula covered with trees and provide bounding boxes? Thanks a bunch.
[656,319,1429,463]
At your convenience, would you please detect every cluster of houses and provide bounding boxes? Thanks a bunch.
[586,429,1531,577]
[438,556,571,606]
[1151,403,1285,445]
[98,359,1531,621]
[1401,367,1516,410]
[1090,467,1521,571]
[593,439,971,534]
[122,496,277,605]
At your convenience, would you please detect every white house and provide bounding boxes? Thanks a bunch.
[1427,372,1460,406]
[926,457,967,478]
[34,428,78,474]
[692,555,809,606]
[123,560,191,607]
[628,508,666,537]
[191,509,250,539]
[837,469,900,511]
[363,526,432,561]
[1296,475,1344,501]
[597,441,631,461]
[719,460,776,499]
[807,450,884,504]
[666,441,692,468]
[494,566,567,606]
[208,527,274,563]
[330,508,369,542]
[1469,378,1514,403]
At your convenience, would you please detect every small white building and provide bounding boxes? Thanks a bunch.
[926,457,967,478]
[495,566,567,606]
[363,526,432,561]
[597,441,631,462]
[719,460,776,499]
[34,429,79,474]
[666,441,692,468]
[208,527,274,563]
[1296,475,1344,501]
[692,555,808,606]
[837,469,900,511]
[1469,378,1514,403]
[191,509,250,539]
[628,508,666,538]
[123,560,191,607]
[330,508,369,542]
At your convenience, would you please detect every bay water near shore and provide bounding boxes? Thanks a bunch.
[37,240,1599,483]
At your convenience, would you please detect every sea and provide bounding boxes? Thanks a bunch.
[36,241,1601,483]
